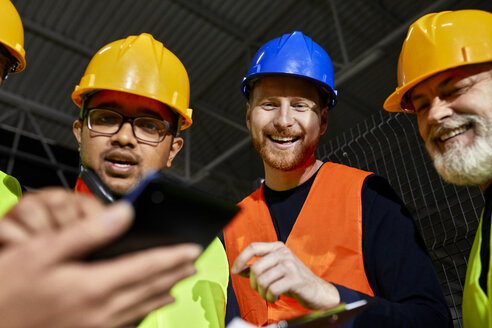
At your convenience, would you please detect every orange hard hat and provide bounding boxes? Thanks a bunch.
[384,10,492,112]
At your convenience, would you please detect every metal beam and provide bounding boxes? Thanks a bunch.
[22,17,94,57]
[193,0,298,98]
[0,144,78,174]
[0,122,58,145]
[25,111,70,188]
[172,0,252,43]
[0,110,16,122]
[335,0,453,87]
[196,101,249,134]
[0,89,75,126]
[7,111,25,174]
[329,0,349,65]
[336,49,384,86]
[189,136,251,185]
[189,0,453,184]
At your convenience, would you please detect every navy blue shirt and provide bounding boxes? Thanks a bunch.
[222,167,452,327]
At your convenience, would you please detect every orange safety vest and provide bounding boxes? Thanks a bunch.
[74,177,91,195]
[224,162,375,326]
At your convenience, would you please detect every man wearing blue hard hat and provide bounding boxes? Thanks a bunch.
[223,31,451,327]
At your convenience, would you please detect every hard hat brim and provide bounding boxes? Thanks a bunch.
[72,87,193,131]
[3,43,26,73]
[242,72,338,109]
[383,59,492,113]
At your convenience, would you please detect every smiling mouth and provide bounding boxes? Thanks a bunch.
[112,162,132,168]
[268,135,300,143]
[438,124,471,142]
[105,157,137,168]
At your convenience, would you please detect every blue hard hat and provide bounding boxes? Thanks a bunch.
[241,31,337,109]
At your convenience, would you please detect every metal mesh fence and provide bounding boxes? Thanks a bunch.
[317,111,485,327]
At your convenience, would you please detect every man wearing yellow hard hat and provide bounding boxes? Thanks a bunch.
[384,9,492,328]
[0,0,27,215]
[71,33,228,328]
[0,1,202,327]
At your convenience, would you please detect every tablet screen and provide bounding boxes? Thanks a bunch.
[87,171,240,260]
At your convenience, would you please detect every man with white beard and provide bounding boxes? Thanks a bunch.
[383,9,492,328]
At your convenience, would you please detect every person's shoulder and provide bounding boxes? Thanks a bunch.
[319,162,373,186]
[362,174,408,210]
[321,161,373,175]
[237,186,263,206]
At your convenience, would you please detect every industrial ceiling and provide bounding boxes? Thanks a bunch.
[2,0,492,201]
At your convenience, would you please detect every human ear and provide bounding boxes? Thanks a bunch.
[166,137,184,167]
[246,102,251,131]
[72,120,83,151]
[319,106,329,136]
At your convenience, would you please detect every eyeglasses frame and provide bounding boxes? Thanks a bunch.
[84,107,174,144]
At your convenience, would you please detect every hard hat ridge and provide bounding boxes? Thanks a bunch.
[242,31,337,109]
[72,33,193,131]
[384,9,492,113]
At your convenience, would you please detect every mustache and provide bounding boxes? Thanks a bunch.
[263,127,303,137]
[102,147,140,163]
[428,114,477,139]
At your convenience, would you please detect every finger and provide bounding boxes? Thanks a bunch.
[77,194,106,223]
[108,293,175,328]
[42,201,135,263]
[43,190,89,228]
[250,250,286,277]
[265,279,291,303]
[254,263,286,300]
[103,260,196,319]
[4,192,57,234]
[33,189,105,229]
[232,242,284,274]
[91,243,202,291]
[265,289,278,304]
[250,269,258,291]
[0,219,31,244]
[236,266,251,277]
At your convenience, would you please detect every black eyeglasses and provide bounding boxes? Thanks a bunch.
[86,108,173,143]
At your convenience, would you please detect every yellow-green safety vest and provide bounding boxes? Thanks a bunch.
[463,208,492,328]
[74,176,229,327]
[138,237,228,328]
[0,170,22,217]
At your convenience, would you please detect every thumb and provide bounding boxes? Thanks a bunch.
[46,201,134,262]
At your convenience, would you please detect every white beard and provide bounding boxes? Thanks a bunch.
[426,114,492,186]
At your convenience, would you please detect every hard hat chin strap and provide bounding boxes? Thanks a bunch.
[78,165,117,203]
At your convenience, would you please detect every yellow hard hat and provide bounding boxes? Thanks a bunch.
[384,9,492,112]
[0,0,26,72]
[72,33,193,130]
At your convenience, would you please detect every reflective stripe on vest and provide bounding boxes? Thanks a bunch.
[75,176,229,328]
[224,162,374,326]
[463,208,492,328]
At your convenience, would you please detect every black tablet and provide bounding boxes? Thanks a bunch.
[87,171,240,260]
